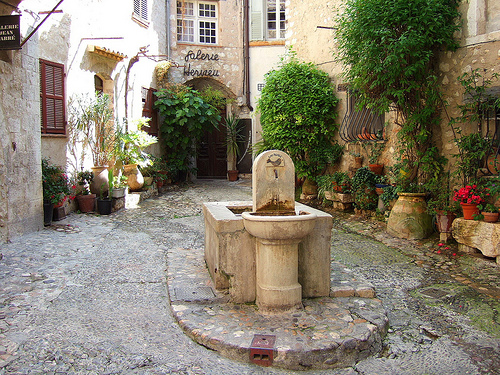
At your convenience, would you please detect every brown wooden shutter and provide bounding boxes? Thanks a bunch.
[142,87,158,136]
[40,59,66,134]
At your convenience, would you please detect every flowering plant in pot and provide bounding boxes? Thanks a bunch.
[42,158,73,205]
[453,184,488,220]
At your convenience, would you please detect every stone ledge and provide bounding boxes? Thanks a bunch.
[452,218,500,264]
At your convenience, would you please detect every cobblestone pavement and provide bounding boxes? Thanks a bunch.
[0,179,499,374]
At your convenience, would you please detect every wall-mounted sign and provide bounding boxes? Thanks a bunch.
[0,15,21,50]
[183,49,220,77]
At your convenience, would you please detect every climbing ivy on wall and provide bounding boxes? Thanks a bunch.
[257,52,342,180]
[336,0,461,191]
[154,84,220,179]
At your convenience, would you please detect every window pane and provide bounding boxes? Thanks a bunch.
[199,21,216,44]
[177,1,194,16]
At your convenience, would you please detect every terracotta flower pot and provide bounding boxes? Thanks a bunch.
[435,211,456,233]
[227,170,238,181]
[482,211,499,223]
[460,202,479,220]
[368,164,384,175]
[76,194,96,213]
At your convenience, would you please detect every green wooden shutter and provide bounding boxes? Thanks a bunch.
[250,0,264,41]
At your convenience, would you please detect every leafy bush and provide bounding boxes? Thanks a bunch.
[351,167,378,210]
[257,52,341,179]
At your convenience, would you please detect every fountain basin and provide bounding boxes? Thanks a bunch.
[203,201,332,303]
[241,211,317,241]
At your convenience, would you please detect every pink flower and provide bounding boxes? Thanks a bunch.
[438,243,444,247]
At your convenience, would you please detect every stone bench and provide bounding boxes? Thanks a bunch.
[324,191,354,211]
[452,218,500,264]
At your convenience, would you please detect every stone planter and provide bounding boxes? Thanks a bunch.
[387,192,432,240]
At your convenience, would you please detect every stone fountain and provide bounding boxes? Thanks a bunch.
[203,150,332,310]
[183,149,389,369]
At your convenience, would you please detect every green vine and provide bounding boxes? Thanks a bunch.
[154,84,221,179]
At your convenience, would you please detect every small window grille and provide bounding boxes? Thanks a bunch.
[339,90,385,142]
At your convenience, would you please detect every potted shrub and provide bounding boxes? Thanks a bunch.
[317,172,352,201]
[351,167,378,211]
[75,170,96,213]
[111,173,127,198]
[70,92,115,194]
[224,115,244,181]
[114,118,158,191]
[453,184,486,220]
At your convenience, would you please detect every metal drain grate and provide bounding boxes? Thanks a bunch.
[173,286,215,301]
[420,288,448,299]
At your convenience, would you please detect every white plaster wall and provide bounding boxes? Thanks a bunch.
[248,45,285,141]
[19,0,167,173]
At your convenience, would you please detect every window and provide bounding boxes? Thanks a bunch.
[177,1,217,44]
[40,59,65,135]
[339,90,385,142]
[133,0,148,25]
[141,87,159,137]
[251,0,286,41]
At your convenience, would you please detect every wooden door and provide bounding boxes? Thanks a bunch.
[197,115,227,179]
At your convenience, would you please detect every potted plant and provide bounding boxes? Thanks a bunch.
[477,203,499,223]
[96,170,113,215]
[114,118,158,191]
[317,172,352,201]
[453,184,487,220]
[362,141,385,175]
[351,167,378,211]
[42,158,73,225]
[75,170,96,213]
[70,92,115,194]
[349,151,363,169]
[111,173,127,198]
[224,115,244,181]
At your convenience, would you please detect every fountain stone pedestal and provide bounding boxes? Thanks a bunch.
[241,150,317,313]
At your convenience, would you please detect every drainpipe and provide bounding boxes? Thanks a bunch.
[243,0,253,111]
[124,54,140,131]
[166,0,171,58]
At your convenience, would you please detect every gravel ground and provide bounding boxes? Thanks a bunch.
[0,179,499,374]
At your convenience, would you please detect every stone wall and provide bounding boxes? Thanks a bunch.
[287,0,500,177]
[0,3,43,242]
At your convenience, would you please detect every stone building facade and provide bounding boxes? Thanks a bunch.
[286,0,500,176]
[0,1,42,242]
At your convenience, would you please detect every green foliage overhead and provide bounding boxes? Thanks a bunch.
[257,53,341,179]
[336,0,461,189]
[154,85,221,178]
[336,0,461,115]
